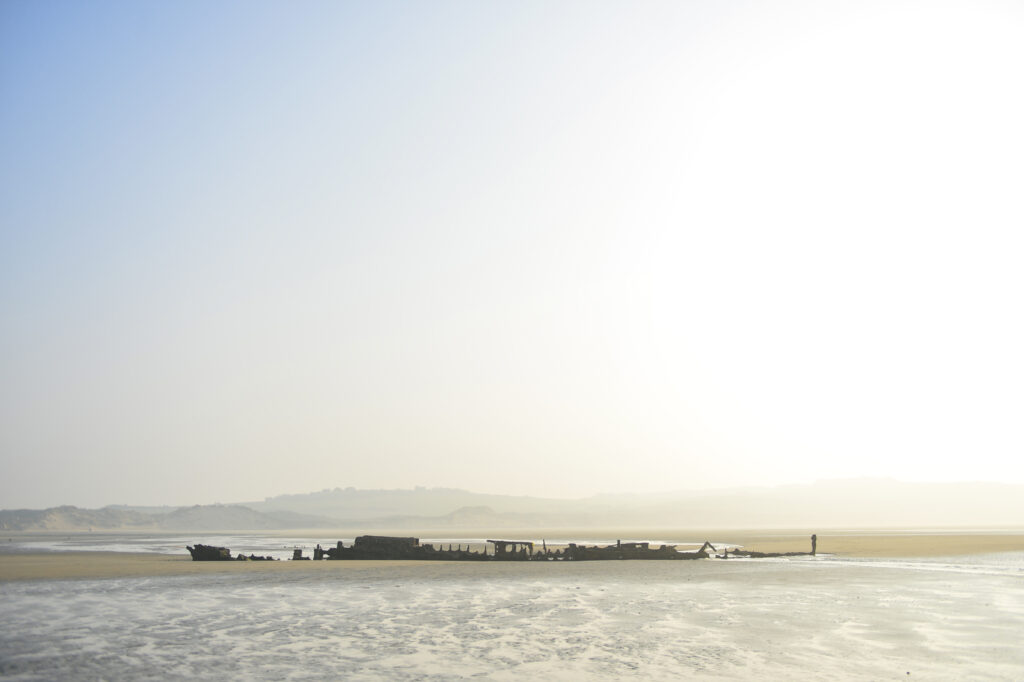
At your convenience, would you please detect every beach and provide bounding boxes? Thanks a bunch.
[0,552,445,582]
[2,530,1022,680]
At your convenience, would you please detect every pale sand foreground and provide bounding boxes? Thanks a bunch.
[4,556,1022,681]
[2,532,1022,581]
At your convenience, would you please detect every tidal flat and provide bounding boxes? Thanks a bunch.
[1,531,1022,680]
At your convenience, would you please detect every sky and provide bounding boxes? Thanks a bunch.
[2,0,1023,509]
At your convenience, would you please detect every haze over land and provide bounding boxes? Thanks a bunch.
[4,480,1023,532]
[3,2,1023,509]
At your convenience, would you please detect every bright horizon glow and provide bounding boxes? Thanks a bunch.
[2,1,1023,508]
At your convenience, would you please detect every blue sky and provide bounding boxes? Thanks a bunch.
[3,1,1024,508]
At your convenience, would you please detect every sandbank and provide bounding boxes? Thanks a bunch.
[2,530,1022,582]
[714,530,1024,557]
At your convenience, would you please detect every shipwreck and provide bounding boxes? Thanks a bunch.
[313,535,720,561]
[187,534,818,562]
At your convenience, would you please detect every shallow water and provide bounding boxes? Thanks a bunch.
[2,558,1022,680]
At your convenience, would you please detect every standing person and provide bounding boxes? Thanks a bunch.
[811,534,817,555]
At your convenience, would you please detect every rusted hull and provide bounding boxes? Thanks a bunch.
[186,544,277,561]
[188,536,817,562]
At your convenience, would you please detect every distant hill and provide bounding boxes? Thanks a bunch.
[0,504,339,532]
[4,480,1023,531]
[0,505,155,531]
[248,480,1024,529]
[363,505,553,529]
[245,487,585,520]
[155,505,338,531]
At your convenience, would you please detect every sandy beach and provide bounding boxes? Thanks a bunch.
[714,529,1024,557]
[0,552,447,582]
[3,531,1022,680]
[2,530,1022,582]
[3,543,1022,681]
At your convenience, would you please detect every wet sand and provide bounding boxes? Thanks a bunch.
[4,534,1021,680]
[2,531,1022,581]
[0,552,445,582]
[716,530,1024,557]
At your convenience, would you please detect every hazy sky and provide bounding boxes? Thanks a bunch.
[2,0,1023,509]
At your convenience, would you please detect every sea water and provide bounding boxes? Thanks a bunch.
[1,548,1022,681]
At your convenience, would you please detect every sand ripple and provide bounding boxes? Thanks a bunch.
[1,560,1022,680]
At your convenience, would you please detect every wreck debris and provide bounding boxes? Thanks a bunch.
[560,539,711,561]
[186,544,276,561]
[722,549,810,558]
[717,535,821,559]
[187,544,231,561]
[487,540,533,559]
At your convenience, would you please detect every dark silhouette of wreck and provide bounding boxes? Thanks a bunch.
[188,535,817,562]
[186,544,276,561]
[308,536,720,561]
